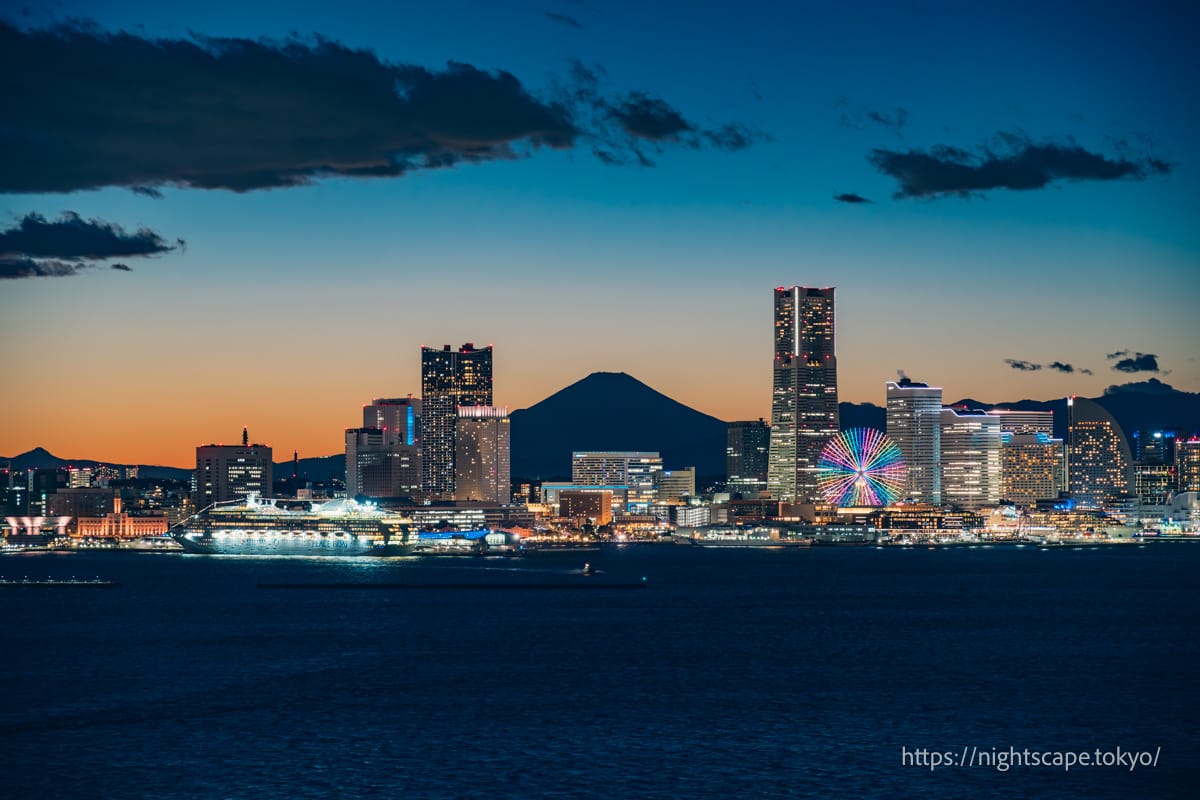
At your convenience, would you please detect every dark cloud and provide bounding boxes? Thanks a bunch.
[833,193,872,204]
[869,133,1171,199]
[0,257,83,279]
[1048,361,1092,375]
[110,262,132,271]
[609,92,693,140]
[1106,350,1129,359]
[0,211,181,260]
[1112,352,1161,373]
[0,211,181,279]
[0,22,761,194]
[1004,359,1042,371]
[544,11,583,29]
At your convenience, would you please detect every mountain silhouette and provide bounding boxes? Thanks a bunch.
[509,372,728,479]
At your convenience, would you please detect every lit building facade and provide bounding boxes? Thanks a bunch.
[454,406,511,504]
[885,379,942,504]
[421,344,493,500]
[194,430,273,506]
[655,467,695,501]
[1067,396,1133,508]
[986,409,1054,436]
[940,408,1002,510]
[726,419,770,498]
[1000,433,1065,507]
[571,451,662,511]
[75,498,169,539]
[767,286,839,502]
[558,490,613,525]
[540,484,628,515]
[1134,463,1174,506]
[1177,438,1200,492]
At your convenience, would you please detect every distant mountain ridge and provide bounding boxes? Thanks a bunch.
[7,378,1197,483]
[509,372,728,479]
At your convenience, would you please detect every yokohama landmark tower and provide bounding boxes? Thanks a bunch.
[767,286,840,502]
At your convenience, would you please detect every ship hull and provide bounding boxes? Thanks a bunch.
[175,532,412,557]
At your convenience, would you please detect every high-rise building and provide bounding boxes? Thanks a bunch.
[986,409,1054,436]
[454,406,511,504]
[1177,437,1200,492]
[572,451,662,512]
[767,286,839,502]
[344,427,421,499]
[346,396,423,499]
[939,408,1002,510]
[1001,433,1065,507]
[726,419,770,498]
[1067,396,1133,508]
[363,396,421,449]
[194,428,273,506]
[886,379,942,504]
[421,343,493,500]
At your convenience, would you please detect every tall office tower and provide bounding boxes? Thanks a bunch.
[1177,437,1200,492]
[454,406,511,503]
[345,427,422,499]
[767,286,839,502]
[194,429,273,506]
[985,409,1054,436]
[886,379,943,504]
[726,419,770,498]
[363,397,421,449]
[421,343,493,500]
[1067,396,1133,508]
[571,451,663,512]
[939,408,1002,510]
[1001,433,1066,507]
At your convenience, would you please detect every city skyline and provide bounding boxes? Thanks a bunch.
[2,2,1198,466]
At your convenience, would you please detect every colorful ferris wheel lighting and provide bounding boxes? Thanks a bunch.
[816,427,907,507]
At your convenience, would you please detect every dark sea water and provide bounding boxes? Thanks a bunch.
[1,544,1197,799]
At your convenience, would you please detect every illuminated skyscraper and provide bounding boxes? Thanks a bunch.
[421,344,493,500]
[767,286,839,502]
[1177,437,1200,492]
[886,379,942,504]
[726,419,770,498]
[195,428,273,506]
[1067,396,1132,507]
[939,408,1002,510]
[454,406,511,503]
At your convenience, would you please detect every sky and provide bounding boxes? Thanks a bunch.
[2,0,1198,467]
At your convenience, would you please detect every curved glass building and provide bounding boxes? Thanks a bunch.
[1067,396,1133,508]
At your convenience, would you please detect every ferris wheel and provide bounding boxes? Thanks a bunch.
[816,427,907,507]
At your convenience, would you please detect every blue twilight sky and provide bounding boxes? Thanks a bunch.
[1,0,1198,465]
